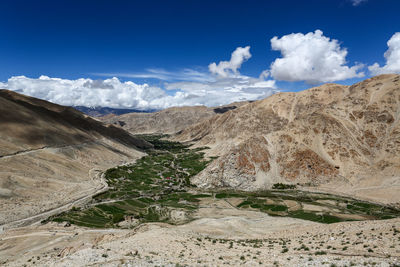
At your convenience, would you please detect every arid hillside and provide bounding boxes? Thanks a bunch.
[173,74,400,205]
[0,90,152,226]
[100,102,249,135]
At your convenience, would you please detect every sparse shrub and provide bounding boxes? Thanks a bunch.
[71,206,81,211]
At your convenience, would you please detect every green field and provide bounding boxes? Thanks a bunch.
[48,135,213,228]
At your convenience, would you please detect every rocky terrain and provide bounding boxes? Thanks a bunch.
[0,90,151,227]
[1,201,399,266]
[173,74,400,206]
[100,101,249,135]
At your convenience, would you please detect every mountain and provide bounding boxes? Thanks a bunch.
[173,74,400,205]
[74,106,156,117]
[0,89,152,226]
[99,102,250,135]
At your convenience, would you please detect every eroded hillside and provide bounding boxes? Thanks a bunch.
[0,90,152,226]
[173,74,400,205]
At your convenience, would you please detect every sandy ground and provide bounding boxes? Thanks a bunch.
[1,199,399,267]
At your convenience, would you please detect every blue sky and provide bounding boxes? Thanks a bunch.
[0,0,399,109]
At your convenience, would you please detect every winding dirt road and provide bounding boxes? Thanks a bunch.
[0,141,95,160]
[0,170,108,231]
[0,154,145,232]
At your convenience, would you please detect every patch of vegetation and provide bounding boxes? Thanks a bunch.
[232,189,400,224]
[48,135,213,228]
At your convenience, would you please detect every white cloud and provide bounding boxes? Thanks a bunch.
[350,0,367,6]
[208,46,251,77]
[0,44,278,110]
[268,30,364,84]
[368,32,400,75]
[0,74,277,110]
[166,77,277,107]
[2,75,167,109]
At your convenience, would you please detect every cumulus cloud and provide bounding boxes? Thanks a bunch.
[0,44,278,109]
[0,74,277,110]
[368,32,400,75]
[166,77,276,107]
[268,30,365,84]
[208,46,251,77]
[1,75,167,109]
[0,43,281,109]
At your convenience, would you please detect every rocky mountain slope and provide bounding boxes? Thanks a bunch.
[99,102,249,135]
[173,74,400,205]
[0,90,152,226]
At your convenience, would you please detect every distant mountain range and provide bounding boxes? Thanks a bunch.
[98,101,250,135]
[74,106,157,117]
